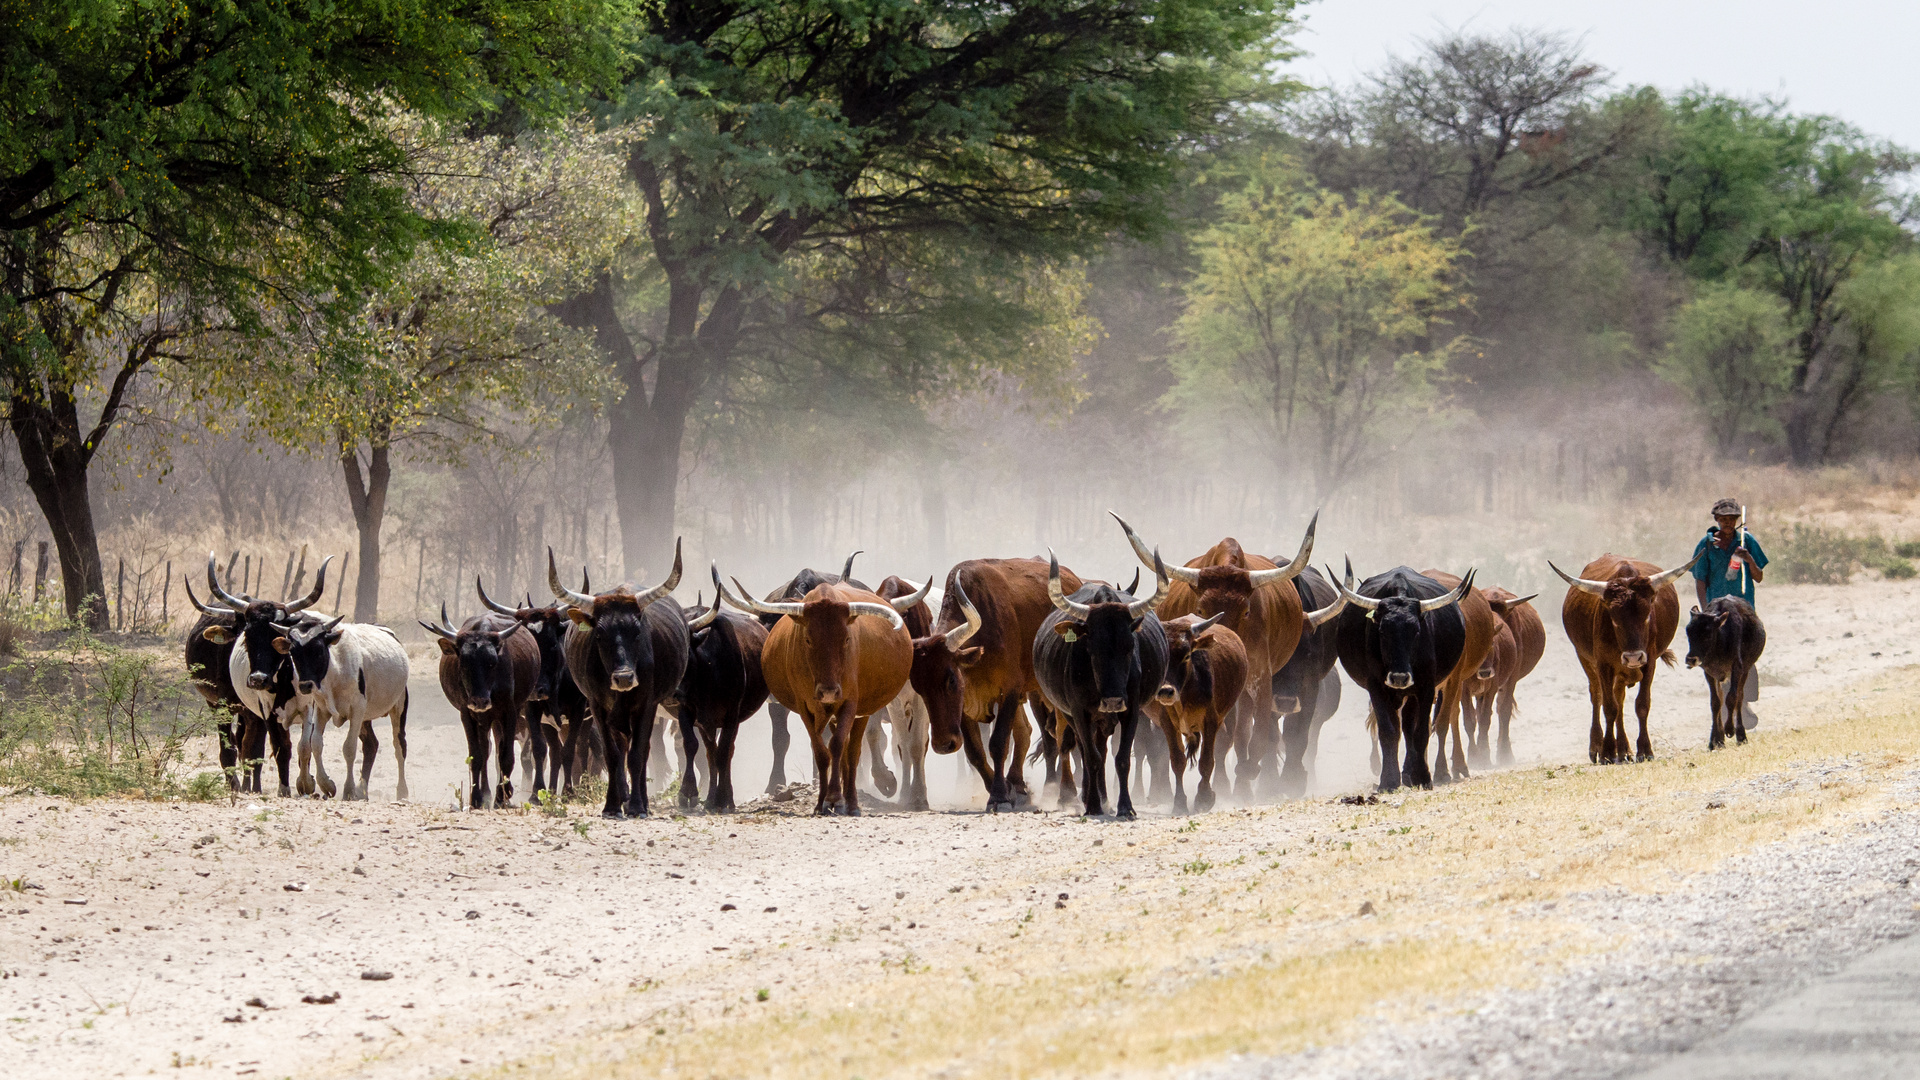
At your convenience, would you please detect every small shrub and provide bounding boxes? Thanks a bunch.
[1895,541,1920,559]
[1881,558,1918,580]
[1772,524,1886,585]
[184,771,229,802]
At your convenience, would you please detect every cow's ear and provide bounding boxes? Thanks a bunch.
[436,639,457,656]
[566,608,594,626]
[271,636,292,655]
[1690,606,1701,615]
[1131,616,1147,632]
[201,626,232,644]
[1051,620,1082,639]
[956,646,986,666]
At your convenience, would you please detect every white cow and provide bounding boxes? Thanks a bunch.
[266,615,412,802]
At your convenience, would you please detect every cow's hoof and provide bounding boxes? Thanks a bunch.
[277,786,292,798]
[1497,750,1515,768]
[1194,792,1215,814]
[1114,807,1138,822]
[1172,796,1190,816]
[600,809,625,820]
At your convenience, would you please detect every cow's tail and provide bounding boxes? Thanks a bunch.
[1659,649,1677,668]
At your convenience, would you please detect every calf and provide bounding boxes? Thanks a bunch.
[550,544,689,819]
[1149,613,1246,814]
[673,572,771,813]
[1032,552,1170,819]
[424,600,538,808]
[1684,597,1766,750]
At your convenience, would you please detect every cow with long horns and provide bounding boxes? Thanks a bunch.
[549,543,689,819]
[182,577,290,794]
[722,572,923,816]
[671,569,771,813]
[1112,513,1320,800]
[478,583,590,799]
[423,587,540,809]
[905,558,1080,812]
[197,554,348,797]
[1334,564,1475,791]
[1032,552,1170,819]
[1554,553,1700,764]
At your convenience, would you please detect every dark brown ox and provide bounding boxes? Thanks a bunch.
[1113,512,1316,799]
[1147,614,1247,814]
[1420,569,1498,784]
[1472,587,1544,766]
[906,558,1082,812]
[1554,553,1699,763]
[726,577,921,816]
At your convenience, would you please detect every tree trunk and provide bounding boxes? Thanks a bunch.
[340,422,391,623]
[7,393,110,629]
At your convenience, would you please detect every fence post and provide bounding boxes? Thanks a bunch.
[161,561,171,628]
[241,554,252,596]
[335,550,351,614]
[289,543,309,600]
[33,541,48,603]
[7,539,21,597]
[413,539,425,614]
[115,557,126,630]
[278,549,296,601]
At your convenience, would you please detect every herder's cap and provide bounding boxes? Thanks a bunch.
[1711,498,1741,518]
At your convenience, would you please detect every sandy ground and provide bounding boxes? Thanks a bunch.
[4,574,1919,1079]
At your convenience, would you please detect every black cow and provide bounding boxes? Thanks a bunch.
[1334,563,1474,792]
[671,569,771,813]
[182,580,284,793]
[1684,597,1766,750]
[1267,566,1348,796]
[423,599,539,808]
[756,551,882,797]
[1032,552,1169,820]
[550,543,689,819]
[479,584,590,800]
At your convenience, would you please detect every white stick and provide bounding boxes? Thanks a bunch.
[1739,504,1748,594]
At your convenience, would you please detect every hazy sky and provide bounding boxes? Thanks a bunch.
[1293,1,1920,147]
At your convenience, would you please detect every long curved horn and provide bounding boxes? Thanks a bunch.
[1500,592,1540,608]
[206,551,248,610]
[726,574,804,618]
[295,614,346,646]
[1129,549,1169,617]
[1248,510,1318,587]
[840,550,862,581]
[1420,569,1475,613]
[1549,561,1609,595]
[1047,549,1092,619]
[549,548,594,607]
[440,602,460,636]
[944,578,984,649]
[1649,551,1706,588]
[632,538,684,608]
[184,578,233,615]
[889,576,932,613]
[419,618,457,642]
[477,577,520,619]
[284,555,333,612]
[848,601,906,632]
[686,585,721,632]
[1338,557,1382,612]
[1108,511,1200,585]
[1305,591,1347,628]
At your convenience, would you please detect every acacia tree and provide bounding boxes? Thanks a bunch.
[1171,169,1466,499]
[557,0,1302,572]
[0,0,611,627]
[1655,283,1795,454]
[197,122,626,621]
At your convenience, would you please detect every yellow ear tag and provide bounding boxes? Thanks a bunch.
[1366,609,1376,621]
[1063,628,1079,642]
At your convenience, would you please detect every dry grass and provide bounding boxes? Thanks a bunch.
[499,665,1920,1080]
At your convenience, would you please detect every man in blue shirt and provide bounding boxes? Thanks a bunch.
[1691,497,1766,727]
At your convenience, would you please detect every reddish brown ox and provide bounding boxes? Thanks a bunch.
[906,558,1081,812]
[1420,569,1498,784]
[1113,512,1315,799]
[1555,553,1700,763]
[1148,614,1248,814]
[1473,588,1543,766]
[725,577,921,816]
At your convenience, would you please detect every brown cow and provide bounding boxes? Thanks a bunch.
[1113,513,1315,800]
[907,559,1083,812]
[1555,553,1700,763]
[1148,614,1248,814]
[1420,569,1497,784]
[1473,588,1543,766]
[725,577,921,816]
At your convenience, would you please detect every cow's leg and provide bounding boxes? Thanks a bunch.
[1597,668,1624,763]
[599,712,630,819]
[1072,715,1103,817]
[1113,712,1139,821]
[1139,718,1172,805]
[864,711,897,798]
[1276,681,1316,798]
[1196,710,1224,813]
[1008,705,1034,808]
[241,708,269,794]
[523,703,547,798]
[957,718,996,810]
[1369,692,1403,792]
[646,711,673,789]
[1730,662,1751,745]
[1467,690,1493,769]
[841,711,869,817]
[1705,672,1726,750]
[492,708,516,808]
[1033,700,1062,800]
[303,704,337,798]
[984,697,1018,812]
[1583,662,1605,763]
[1429,684,1454,785]
[1161,715,1190,816]
[711,718,740,813]
[457,711,489,809]
[625,705,656,818]
[358,721,379,796]
[766,702,794,794]
[216,710,241,791]
[558,713,585,799]
[385,701,409,802]
[678,710,702,811]
[271,718,293,798]
[1246,702,1282,800]
[1404,689,1436,789]
[1495,684,1517,766]
[1633,666,1655,762]
[901,696,930,811]
[337,711,369,802]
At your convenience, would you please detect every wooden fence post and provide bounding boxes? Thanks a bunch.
[241,554,252,596]
[115,557,126,630]
[413,539,425,614]
[33,542,48,603]
[7,539,21,597]
[278,549,296,601]
[161,562,171,628]
[289,543,309,600]
[335,550,352,614]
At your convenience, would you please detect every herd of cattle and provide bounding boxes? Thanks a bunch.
[181,513,1769,819]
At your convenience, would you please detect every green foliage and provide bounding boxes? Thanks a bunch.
[1770,524,1898,585]
[1892,541,1920,559]
[1879,558,1916,581]
[1169,165,1467,498]
[0,631,211,799]
[1655,283,1795,453]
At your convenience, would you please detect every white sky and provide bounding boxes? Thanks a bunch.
[1291,1,1920,147]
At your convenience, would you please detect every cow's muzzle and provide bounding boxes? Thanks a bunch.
[1685,655,1700,669]
[1155,685,1177,705]
[1098,697,1127,714]
[816,685,844,706]
[297,680,316,696]
[1273,694,1301,714]
[610,668,638,692]
[1477,662,1496,680]
[1620,651,1647,669]
[246,672,272,691]
[1385,672,1414,691]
